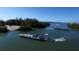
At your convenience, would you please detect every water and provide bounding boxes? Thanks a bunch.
[0,23,79,51]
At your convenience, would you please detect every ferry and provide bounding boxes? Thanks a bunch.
[19,33,49,41]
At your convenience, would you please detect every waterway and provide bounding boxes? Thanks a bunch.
[0,23,79,51]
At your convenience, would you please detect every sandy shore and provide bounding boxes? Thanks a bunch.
[6,25,20,31]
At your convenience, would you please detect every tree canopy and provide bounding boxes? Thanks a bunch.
[0,18,50,31]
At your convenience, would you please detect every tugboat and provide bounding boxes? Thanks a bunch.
[19,33,49,41]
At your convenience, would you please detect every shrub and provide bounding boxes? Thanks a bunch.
[18,26,32,31]
[0,26,9,32]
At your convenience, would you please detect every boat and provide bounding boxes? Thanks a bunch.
[53,37,66,42]
[19,33,49,41]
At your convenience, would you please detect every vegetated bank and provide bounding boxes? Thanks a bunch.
[0,20,9,32]
[0,18,50,32]
[0,26,9,32]
[17,18,50,31]
[68,23,79,30]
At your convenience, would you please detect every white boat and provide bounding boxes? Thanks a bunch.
[19,34,33,38]
[53,37,66,42]
[19,33,49,41]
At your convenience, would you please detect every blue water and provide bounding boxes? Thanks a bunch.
[0,23,79,51]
